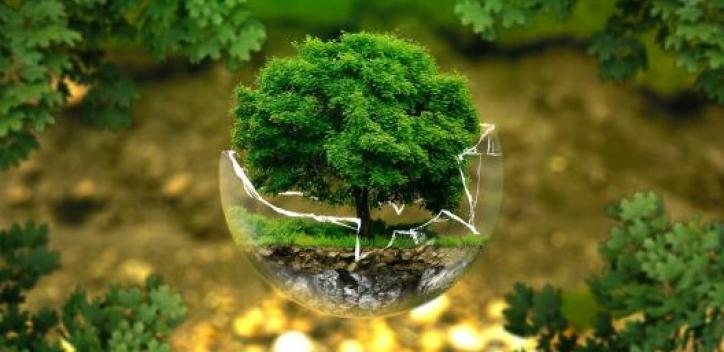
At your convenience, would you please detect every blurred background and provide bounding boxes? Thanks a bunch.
[1,0,722,351]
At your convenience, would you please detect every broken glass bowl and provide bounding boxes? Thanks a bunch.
[219,124,503,317]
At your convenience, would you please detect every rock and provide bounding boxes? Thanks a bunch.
[419,260,472,295]
[342,285,356,297]
[314,270,341,295]
[290,277,310,295]
[358,295,381,310]
[415,245,430,254]
[249,246,481,316]
[350,272,373,293]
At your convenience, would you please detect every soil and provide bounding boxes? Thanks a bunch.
[252,245,475,272]
[248,245,480,316]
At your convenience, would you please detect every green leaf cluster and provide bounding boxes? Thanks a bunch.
[0,222,187,352]
[455,0,575,40]
[61,276,186,352]
[503,192,723,351]
[0,0,265,169]
[0,222,60,351]
[455,0,724,103]
[232,33,480,213]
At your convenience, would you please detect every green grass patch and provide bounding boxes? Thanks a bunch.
[227,207,488,249]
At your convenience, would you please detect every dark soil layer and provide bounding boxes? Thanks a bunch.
[247,245,480,316]
[253,245,473,272]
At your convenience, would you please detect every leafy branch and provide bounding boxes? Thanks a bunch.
[0,0,266,170]
[0,222,187,351]
[503,192,723,351]
[455,0,724,103]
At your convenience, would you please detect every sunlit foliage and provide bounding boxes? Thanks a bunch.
[504,192,723,351]
[0,0,266,169]
[456,0,724,103]
[0,222,187,351]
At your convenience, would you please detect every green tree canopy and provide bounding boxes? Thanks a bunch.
[455,0,724,104]
[0,0,265,170]
[503,192,723,351]
[232,33,480,236]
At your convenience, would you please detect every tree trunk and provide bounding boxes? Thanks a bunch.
[353,187,371,238]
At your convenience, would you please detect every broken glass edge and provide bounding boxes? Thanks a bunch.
[222,123,502,262]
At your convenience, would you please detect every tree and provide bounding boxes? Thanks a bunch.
[455,0,724,104]
[503,192,723,351]
[0,222,186,351]
[0,0,266,170]
[232,33,480,237]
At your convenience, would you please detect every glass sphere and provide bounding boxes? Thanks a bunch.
[220,123,503,317]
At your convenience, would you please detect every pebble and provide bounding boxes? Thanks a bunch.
[548,155,568,173]
[119,258,153,283]
[162,172,191,198]
[708,147,724,174]
[72,179,97,199]
[6,185,31,206]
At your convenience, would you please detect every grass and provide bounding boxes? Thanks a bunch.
[227,206,489,249]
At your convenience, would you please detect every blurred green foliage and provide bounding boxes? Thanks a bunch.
[247,0,460,33]
[560,288,599,331]
[0,0,265,170]
[504,192,723,351]
[248,0,715,100]
[456,0,723,103]
[0,1,266,349]
[0,222,187,351]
